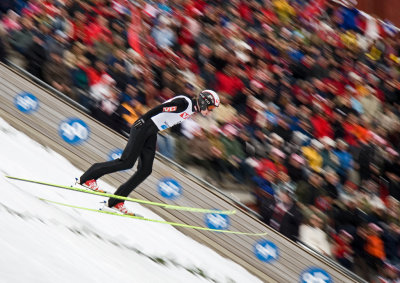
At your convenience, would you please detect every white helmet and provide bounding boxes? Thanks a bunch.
[198,90,220,111]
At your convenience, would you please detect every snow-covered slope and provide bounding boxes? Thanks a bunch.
[0,118,262,283]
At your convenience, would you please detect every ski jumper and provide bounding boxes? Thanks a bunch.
[80,96,195,207]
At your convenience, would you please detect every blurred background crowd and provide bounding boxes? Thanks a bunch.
[1,0,400,281]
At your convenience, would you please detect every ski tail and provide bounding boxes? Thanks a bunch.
[40,198,267,236]
[5,176,236,215]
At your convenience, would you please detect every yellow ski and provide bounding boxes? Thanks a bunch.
[5,175,236,215]
[40,198,267,236]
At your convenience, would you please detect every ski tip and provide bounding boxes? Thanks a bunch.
[210,209,236,215]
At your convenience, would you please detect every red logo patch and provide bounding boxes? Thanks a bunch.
[180,112,190,119]
[163,106,177,112]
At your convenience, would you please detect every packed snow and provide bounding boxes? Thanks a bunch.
[0,117,262,283]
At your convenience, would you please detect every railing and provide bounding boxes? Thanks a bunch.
[5,59,90,114]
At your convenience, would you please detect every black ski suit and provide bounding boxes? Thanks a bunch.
[80,95,196,207]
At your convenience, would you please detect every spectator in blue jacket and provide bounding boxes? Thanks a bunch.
[337,1,360,31]
[333,139,354,184]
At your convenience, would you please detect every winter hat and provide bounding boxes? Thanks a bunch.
[320,136,336,147]
[224,124,238,136]
[250,80,264,89]
[345,85,356,94]
[336,139,348,148]
[311,139,324,150]
[292,131,309,146]
[291,153,305,165]
[348,72,362,82]
[368,223,383,233]
[339,229,354,240]
[270,147,286,159]
[209,125,221,134]
[55,29,67,39]
[384,262,399,273]
[101,74,116,85]
[386,147,399,156]
[270,133,284,143]
[370,132,387,146]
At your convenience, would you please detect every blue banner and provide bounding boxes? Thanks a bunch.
[204,212,230,230]
[108,148,123,161]
[157,178,182,199]
[254,239,279,263]
[14,92,39,114]
[300,267,332,283]
[59,118,90,145]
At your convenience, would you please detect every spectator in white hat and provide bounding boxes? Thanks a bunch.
[320,136,339,172]
[360,86,382,119]
[299,213,332,257]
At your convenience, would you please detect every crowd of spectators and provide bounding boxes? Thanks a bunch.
[2,0,400,281]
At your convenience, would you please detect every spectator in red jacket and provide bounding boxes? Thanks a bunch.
[311,104,334,139]
[215,64,244,97]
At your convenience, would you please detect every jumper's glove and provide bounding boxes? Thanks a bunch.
[133,118,145,129]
